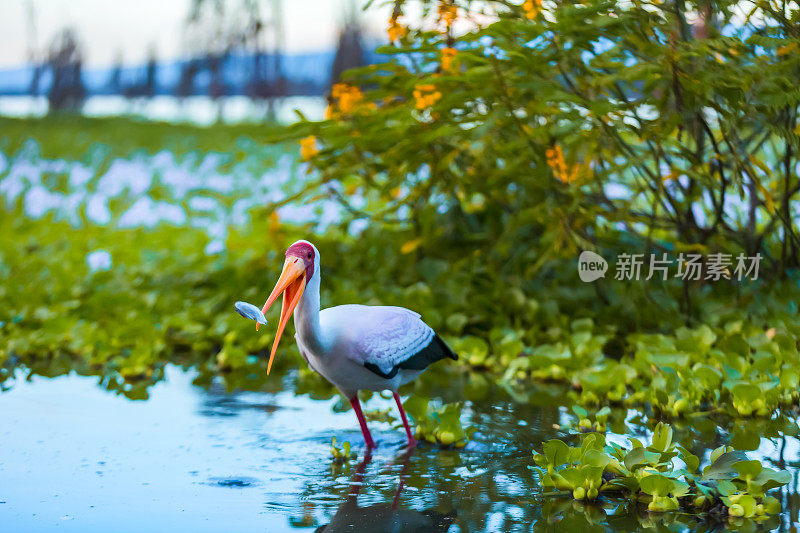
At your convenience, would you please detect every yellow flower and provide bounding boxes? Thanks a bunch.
[441,47,457,72]
[331,83,346,98]
[546,145,567,182]
[268,211,281,234]
[546,145,589,184]
[400,238,423,254]
[387,17,408,42]
[522,0,541,20]
[438,2,457,27]
[413,84,442,110]
[331,83,364,113]
[299,136,319,161]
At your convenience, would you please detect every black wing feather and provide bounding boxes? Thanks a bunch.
[363,334,458,379]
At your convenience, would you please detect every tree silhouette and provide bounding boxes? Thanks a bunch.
[46,28,86,112]
[330,1,364,88]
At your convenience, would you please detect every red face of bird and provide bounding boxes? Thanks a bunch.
[259,241,316,375]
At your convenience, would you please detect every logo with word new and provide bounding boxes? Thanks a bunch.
[578,251,608,282]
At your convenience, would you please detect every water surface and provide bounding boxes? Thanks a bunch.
[2,365,799,531]
[0,365,547,531]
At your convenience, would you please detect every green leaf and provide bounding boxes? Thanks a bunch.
[716,479,737,496]
[733,460,762,481]
[753,468,792,491]
[572,405,588,418]
[580,432,605,455]
[629,438,644,449]
[582,449,611,469]
[677,446,700,473]
[703,451,749,480]
[671,480,691,497]
[402,395,430,422]
[571,318,594,332]
[457,335,490,365]
[543,439,571,467]
[639,474,673,497]
[445,313,468,334]
[560,467,584,489]
[650,422,673,452]
[737,494,757,517]
[710,445,730,464]
[624,447,660,470]
[763,495,782,514]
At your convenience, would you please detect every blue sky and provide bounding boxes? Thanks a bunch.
[0,0,392,68]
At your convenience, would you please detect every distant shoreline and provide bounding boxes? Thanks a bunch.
[0,94,326,125]
[0,47,383,98]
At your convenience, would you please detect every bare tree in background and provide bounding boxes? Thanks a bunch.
[176,58,202,98]
[330,0,364,88]
[243,0,286,119]
[46,28,86,112]
[125,46,158,99]
[177,0,232,113]
[144,47,158,98]
[108,51,123,94]
[176,0,285,119]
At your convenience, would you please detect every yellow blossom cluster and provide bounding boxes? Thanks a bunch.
[387,16,408,42]
[331,83,364,114]
[441,47,457,72]
[523,0,542,19]
[414,84,442,110]
[268,211,281,235]
[299,135,319,161]
[438,1,457,27]
[546,145,584,184]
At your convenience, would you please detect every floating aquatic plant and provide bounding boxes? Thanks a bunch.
[532,423,791,519]
[330,437,357,464]
[403,396,472,448]
[570,406,611,434]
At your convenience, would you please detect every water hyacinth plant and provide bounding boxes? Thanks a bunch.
[330,437,358,464]
[570,405,611,434]
[532,423,790,520]
[503,317,800,422]
[402,396,473,448]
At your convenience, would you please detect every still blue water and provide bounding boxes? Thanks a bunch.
[2,364,799,531]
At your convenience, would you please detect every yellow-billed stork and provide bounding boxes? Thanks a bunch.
[256,240,458,449]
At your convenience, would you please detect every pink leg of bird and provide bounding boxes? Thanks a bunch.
[392,478,405,510]
[349,396,376,449]
[393,392,417,448]
[348,452,372,499]
[391,454,411,510]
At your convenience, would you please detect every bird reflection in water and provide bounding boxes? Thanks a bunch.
[314,452,457,533]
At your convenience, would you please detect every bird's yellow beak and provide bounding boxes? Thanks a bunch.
[259,256,306,375]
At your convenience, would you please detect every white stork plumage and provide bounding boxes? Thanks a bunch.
[256,240,458,448]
